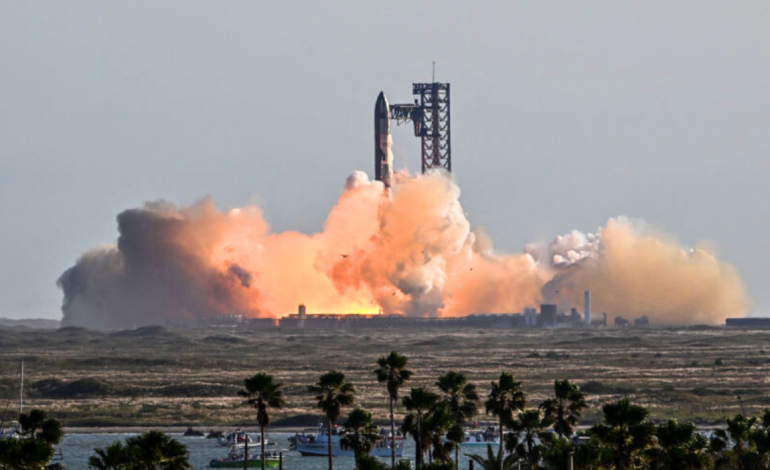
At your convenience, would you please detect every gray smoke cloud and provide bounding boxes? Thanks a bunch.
[57,199,260,330]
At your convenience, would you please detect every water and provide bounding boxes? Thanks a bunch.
[59,432,488,469]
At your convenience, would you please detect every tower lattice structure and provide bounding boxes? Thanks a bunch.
[390,82,451,174]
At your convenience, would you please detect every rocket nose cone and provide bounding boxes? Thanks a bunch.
[375,91,389,110]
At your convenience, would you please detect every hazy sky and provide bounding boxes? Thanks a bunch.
[1,2,768,320]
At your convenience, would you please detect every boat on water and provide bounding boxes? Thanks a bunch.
[1,359,65,462]
[218,430,254,447]
[378,426,406,442]
[291,425,403,458]
[0,421,20,440]
[183,427,205,437]
[209,444,282,468]
[1,360,24,440]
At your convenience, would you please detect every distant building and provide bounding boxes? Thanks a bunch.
[540,304,557,327]
[524,307,537,327]
[726,318,770,327]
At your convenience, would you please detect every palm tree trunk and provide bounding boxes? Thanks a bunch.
[328,418,334,470]
[416,412,422,469]
[260,425,266,470]
[389,395,396,469]
[455,446,459,470]
[244,437,249,470]
[499,417,504,470]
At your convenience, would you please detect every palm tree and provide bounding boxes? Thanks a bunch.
[2,409,65,470]
[468,444,519,470]
[538,434,577,470]
[403,387,440,468]
[539,379,587,438]
[18,409,63,447]
[309,370,356,470]
[646,419,710,469]
[358,455,414,470]
[340,408,381,468]
[88,441,128,470]
[375,351,413,468]
[436,371,479,425]
[485,372,526,466]
[711,414,759,469]
[591,398,655,470]
[239,373,286,470]
[444,424,465,470]
[507,409,552,469]
[124,430,190,469]
[751,409,770,467]
[401,412,430,468]
[423,402,454,464]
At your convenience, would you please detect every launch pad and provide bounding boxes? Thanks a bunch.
[374,82,451,186]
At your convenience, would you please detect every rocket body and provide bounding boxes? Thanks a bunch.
[374,91,393,188]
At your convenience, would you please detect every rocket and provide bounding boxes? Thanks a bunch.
[374,91,393,188]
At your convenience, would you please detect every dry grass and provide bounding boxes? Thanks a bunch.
[1,325,769,427]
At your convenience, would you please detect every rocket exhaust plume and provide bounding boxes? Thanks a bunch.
[58,174,751,329]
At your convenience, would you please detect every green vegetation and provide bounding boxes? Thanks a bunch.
[340,408,381,468]
[485,372,527,456]
[0,409,62,470]
[88,430,190,469]
[402,387,440,468]
[540,380,588,438]
[375,351,413,468]
[239,373,285,470]
[309,370,356,470]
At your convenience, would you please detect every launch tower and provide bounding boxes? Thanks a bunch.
[374,81,452,185]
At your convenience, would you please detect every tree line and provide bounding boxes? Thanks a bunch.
[238,351,770,470]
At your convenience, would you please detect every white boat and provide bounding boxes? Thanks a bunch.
[209,444,282,468]
[378,427,406,442]
[0,423,20,440]
[218,430,257,447]
[291,425,403,458]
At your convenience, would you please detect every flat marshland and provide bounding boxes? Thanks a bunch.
[1,325,768,428]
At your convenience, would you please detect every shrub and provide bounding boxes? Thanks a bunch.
[581,381,636,395]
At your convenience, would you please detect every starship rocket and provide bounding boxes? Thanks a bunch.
[374,91,393,188]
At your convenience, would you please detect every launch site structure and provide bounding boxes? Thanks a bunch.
[375,82,451,186]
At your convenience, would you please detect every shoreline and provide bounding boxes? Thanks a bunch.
[63,426,309,434]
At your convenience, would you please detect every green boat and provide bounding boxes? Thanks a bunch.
[209,445,282,468]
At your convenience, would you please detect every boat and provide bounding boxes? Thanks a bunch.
[207,430,224,439]
[218,429,254,447]
[379,427,406,442]
[183,427,205,437]
[291,424,403,458]
[456,427,500,447]
[209,444,282,468]
[0,360,24,440]
[0,423,19,440]
[1,359,65,464]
